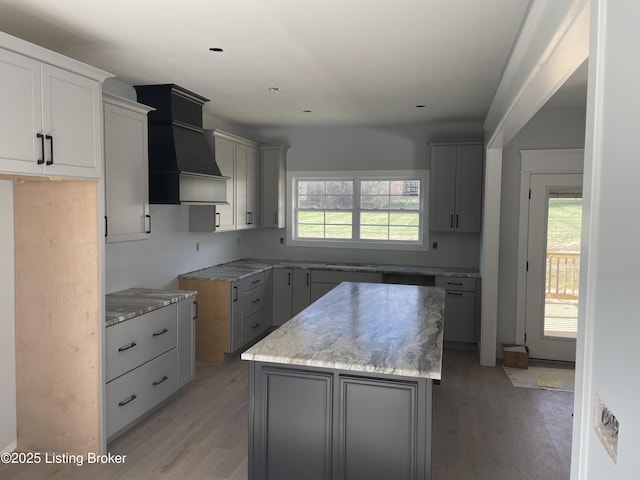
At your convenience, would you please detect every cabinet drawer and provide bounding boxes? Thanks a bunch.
[244,285,265,317]
[243,271,265,291]
[106,348,177,438]
[106,304,177,382]
[435,276,476,291]
[242,309,267,344]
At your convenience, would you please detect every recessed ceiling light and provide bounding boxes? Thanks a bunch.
[268,87,280,93]
[416,105,426,108]
[303,109,312,113]
[209,47,224,52]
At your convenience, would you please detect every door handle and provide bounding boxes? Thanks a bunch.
[45,135,53,165]
[216,212,221,228]
[152,328,169,337]
[36,133,45,165]
[146,214,151,234]
[118,394,137,407]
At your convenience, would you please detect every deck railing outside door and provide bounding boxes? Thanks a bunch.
[545,252,580,301]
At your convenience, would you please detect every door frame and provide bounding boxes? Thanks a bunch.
[515,149,584,345]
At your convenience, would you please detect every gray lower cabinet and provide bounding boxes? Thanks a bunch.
[272,267,311,326]
[248,362,432,480]
[177,297,197,389]
[105,298,196,440]
[435,276,478,343]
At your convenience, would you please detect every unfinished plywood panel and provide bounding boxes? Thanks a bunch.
[179,278,230,364]
[14,179,100,455]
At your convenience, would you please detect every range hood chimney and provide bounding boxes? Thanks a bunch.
[134,84,228,205]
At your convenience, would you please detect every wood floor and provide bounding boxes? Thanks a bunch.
[0,350,573,479]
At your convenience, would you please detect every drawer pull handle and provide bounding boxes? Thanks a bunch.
[447,282,464,286]
[251,278,261,284]
[152,328,169,337]
[252,298,261,304]
[118,342,137,352]
[118,394,137,407]
[153,375,169,386]
[252,323,261,329]
[447,292,464,296]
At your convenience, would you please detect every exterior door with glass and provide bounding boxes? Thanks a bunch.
[525,173,582,361]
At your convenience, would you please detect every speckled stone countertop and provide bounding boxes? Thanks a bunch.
[179,258,480,282]
[105,288,197,327]
[241,282,444,380]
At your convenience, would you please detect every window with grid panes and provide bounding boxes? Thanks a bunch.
[292,172,427,249]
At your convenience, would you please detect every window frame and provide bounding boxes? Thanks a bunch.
[286,170,429,251]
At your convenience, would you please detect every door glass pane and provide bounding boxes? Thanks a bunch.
[544,195,582,338]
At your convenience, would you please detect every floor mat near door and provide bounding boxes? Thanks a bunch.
[503,366,575,391]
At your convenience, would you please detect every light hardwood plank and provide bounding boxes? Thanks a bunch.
[0,350,572,479]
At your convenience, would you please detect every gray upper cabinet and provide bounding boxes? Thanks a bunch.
[103,93,154,242]
[429,143,483,232]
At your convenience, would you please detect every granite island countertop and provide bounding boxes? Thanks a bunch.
[179,258,480,282]
[105,287,197,327]
[241,282,444,380]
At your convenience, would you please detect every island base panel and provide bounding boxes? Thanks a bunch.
[248,362,432,480]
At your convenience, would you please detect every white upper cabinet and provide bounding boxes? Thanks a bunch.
[213,135,237,231]
[103,93,154,242]
[0,34,110,178]
[261,144,288,228]
[0,49,43,174]
[429,143,483,232]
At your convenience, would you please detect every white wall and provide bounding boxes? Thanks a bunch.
[574,0,640,477]
[0,180,16,453]
[497,105,586,350]
[248,122,484,268]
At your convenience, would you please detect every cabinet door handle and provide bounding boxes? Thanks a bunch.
[118,394,137,407]
[447,292,464,296]
[193,301,198,320]
[216,212,221,228]
[152,375,169,386]
[306,272,310,286]
[447,282,464,286]
[118,342,137,352]
[288,272,291,286]
[36,133,45,165]
[233,286,238,301]
[252,298,261,304]
[152,328,169,337]
[45,135,53,165]
[455,214,459,229]
[146,214,151,234]
[247,212,253,225]
[252,323,261,329]
[105,216,108,238]
[251,278,261,284]
[450,214,454,229]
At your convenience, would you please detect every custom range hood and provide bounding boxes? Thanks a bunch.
[134,84,228,205]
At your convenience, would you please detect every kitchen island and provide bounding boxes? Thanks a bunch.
[241,282,444,480]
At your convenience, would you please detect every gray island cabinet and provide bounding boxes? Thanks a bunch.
[241,282,444,480]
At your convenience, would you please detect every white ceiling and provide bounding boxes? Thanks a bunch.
[0,0,539,128]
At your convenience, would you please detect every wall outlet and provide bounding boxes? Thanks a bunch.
[593,394,619,463]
